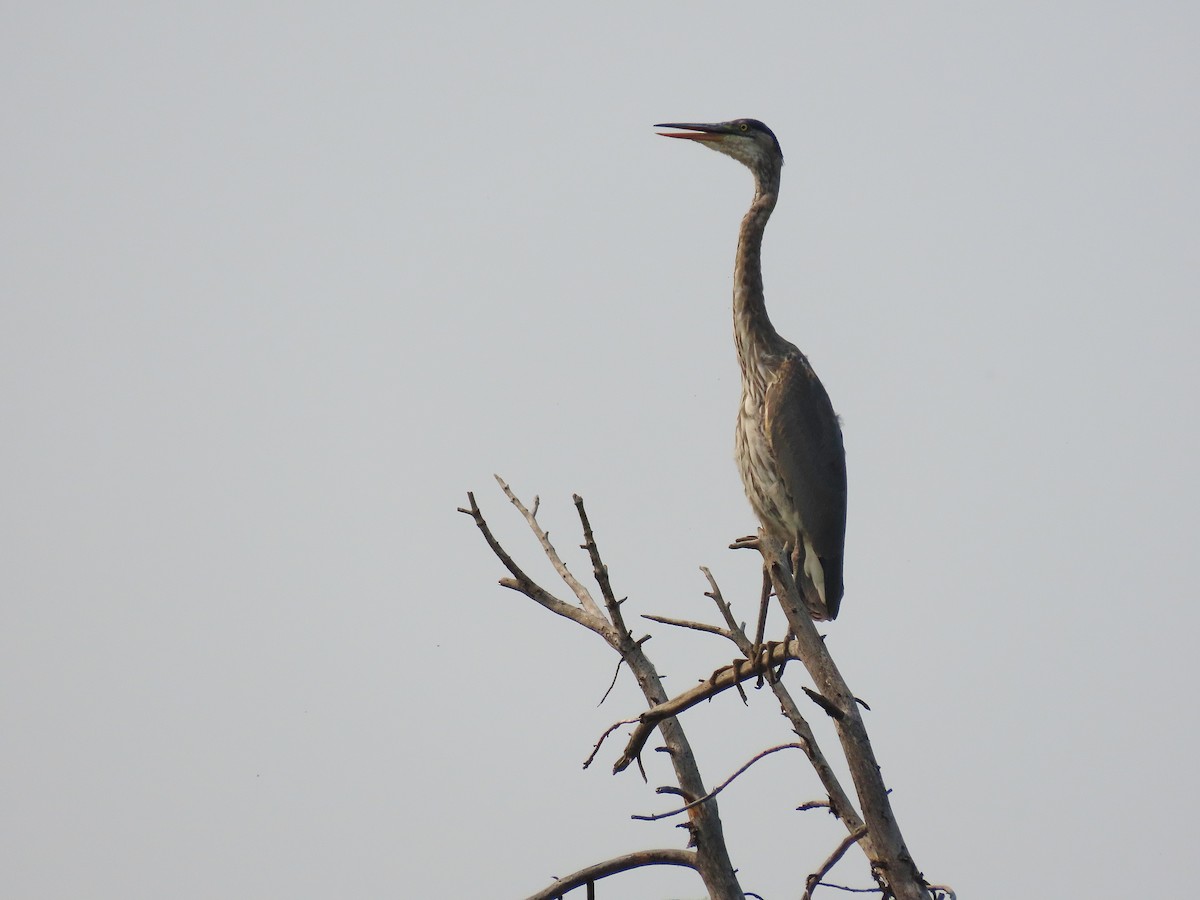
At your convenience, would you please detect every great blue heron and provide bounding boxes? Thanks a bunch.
[657,119,847,622]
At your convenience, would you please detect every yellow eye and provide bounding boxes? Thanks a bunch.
[739,123,749,132]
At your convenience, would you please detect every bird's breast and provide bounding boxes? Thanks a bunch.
[735,386,801,541]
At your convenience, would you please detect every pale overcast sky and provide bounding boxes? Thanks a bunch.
[4,4,1198,898]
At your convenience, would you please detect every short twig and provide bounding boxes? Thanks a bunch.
[702,567,750,645]
[803,686,845,720]
[797,800,833,812]
[632,743,806,821]
[598,657,625,706]
[729,534,760,551]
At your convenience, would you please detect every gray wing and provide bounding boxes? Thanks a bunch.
[764,353,848,618]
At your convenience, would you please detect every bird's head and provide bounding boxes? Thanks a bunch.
[655,118,783,185]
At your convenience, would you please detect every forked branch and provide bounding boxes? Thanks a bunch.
[700,567,864,835]
[461,486,948,900]
[461,483,743,900]
[612,641,802,773]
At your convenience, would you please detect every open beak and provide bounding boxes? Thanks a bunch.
[654,122,728,142]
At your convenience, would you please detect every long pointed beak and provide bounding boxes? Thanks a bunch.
[654,122,727,142]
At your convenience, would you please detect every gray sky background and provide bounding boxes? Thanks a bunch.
[4,4,1198,898]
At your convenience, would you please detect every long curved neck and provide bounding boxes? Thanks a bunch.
[733,169,787,378]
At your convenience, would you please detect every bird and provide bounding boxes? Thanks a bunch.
[656,119,847,622]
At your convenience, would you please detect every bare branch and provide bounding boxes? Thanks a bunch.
[802,825,869,900]
[583,717,640,770]
[805,881,882,894]
[597,656,624,706]
[470,484,955,898]
[573,494,630,636]
[802,686,845,720]
[797,800,833,812]
[494,576,598,631]
[758,530,929,899]
[524,848,700,900]
[701,566,867,836]
[633,743,806,822]
[641,613,733,641]
[458,492,540,592]
[466,486,742,896]
[495,475,605,619]
[613,641,801,773]
[460,493,595,628]
[701,567,750,643]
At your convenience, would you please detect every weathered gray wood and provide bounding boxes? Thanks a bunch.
[760,530,930,899]
[461,482,743,900]
[462,484,947,899]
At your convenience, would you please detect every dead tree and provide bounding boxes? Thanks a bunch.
[461,476,954,900]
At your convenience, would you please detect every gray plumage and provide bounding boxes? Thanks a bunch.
[657,119,847,620]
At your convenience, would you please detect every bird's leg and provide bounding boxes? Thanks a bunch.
[750,541,804,685]
[772,540,801,681]
[752,564,775,686]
